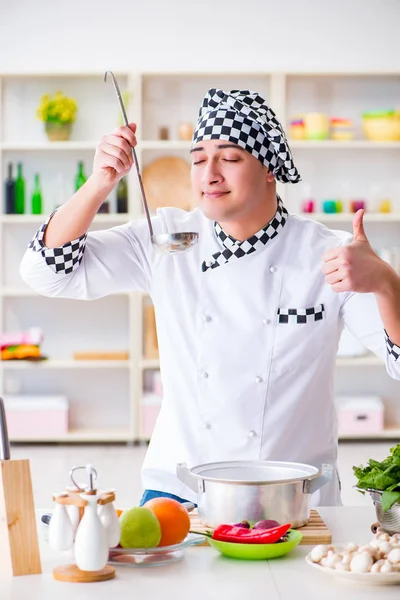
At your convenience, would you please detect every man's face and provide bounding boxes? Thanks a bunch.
[190,139,274,223]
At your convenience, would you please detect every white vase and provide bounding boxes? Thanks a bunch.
[74,494,109,571]
[48,499,74,552]
[98,501,121,548]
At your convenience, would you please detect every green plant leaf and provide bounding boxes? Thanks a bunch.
[381,490,400,511]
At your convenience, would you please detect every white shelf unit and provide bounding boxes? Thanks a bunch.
[1,71,400,443]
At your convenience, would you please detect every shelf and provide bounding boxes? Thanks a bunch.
[0,359,130,369]
[9,428,133,443]
[289,141,400,150]
[0,141,98,151]
[0,213,131,224]
[339,427,400,441]
[140,358,161,369]
[302,213,400,223]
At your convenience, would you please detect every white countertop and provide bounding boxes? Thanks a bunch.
[1,507,399,599]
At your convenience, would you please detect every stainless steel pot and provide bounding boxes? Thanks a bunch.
[177,460,333,528]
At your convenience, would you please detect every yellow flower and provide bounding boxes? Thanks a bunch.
[36,91,78,124]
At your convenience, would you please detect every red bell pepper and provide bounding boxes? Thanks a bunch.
[211,523,291,544]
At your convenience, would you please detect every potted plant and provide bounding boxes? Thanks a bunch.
[36,91,78,141]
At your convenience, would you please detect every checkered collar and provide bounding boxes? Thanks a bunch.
[202,196,288,272]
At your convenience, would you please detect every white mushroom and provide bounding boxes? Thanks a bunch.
[371,559,386,573]
[320,550,341,568]
[377,532,391,542]
[310,544,331,563]
[350,552,374,573]
[391,534,400,545]
[380,560,394,574]
[387,548,400,565]
[341,551,356,566]
[378,541,394,557]
[345,542,359,552]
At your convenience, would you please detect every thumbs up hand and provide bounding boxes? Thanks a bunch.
[321,210,390,294]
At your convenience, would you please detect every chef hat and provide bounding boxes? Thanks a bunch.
[192,88,301,184]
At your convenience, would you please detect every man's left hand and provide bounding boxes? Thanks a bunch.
[321,209,389,294]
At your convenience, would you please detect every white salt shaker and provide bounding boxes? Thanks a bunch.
[74,492,109,571]
[48,493,74,552]
[98,489,121,548]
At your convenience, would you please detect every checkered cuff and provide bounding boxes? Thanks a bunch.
[385,330,400,361]
[28,210,87,275]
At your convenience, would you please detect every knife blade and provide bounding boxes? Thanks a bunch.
[0,397,11,460]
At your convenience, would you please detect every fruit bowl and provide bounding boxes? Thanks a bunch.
[107,533,205,567]
[207,530,303,560]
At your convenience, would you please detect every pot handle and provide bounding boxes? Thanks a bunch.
[305,463,333,494]
[176,462,200,493]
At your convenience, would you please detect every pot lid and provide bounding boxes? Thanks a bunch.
[189,460,320,485]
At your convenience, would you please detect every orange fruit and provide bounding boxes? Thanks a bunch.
[115,508,124,518]
[144,497,190,546]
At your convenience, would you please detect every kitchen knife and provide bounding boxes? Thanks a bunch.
[0,396,11,460]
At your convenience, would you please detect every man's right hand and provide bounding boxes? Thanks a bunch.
[92,123,137,187]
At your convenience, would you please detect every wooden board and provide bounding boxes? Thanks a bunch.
[73,351,129,361]
[0,459,42,577]
[142,156,194,212]
[53,564,115,583]
[189,509,332,546]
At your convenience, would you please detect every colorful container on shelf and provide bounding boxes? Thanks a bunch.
[289,117,306,140]
[304,113,329,140]
[362,110,400,141]
[350,199,366,213]
[330,118,354,141]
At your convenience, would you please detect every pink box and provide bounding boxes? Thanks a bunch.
[3,395,69,438]
[141,393,162,439]
[337,396,384,435]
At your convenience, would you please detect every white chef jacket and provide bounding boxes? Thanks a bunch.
[20,207,400,506]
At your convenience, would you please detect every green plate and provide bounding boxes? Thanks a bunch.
[208,530,303,560]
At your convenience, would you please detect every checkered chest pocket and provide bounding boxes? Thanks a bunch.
[277,304,325,324]
[272,304,327,370]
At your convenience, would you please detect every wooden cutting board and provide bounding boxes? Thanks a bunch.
[190,509,332,546]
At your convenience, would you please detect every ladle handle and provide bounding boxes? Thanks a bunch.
[104,71,154,238]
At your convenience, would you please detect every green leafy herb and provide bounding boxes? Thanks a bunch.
[353,444,400,511]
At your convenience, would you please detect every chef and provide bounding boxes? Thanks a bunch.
[20,88,400,507]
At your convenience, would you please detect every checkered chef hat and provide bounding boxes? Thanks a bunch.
[192,88,301,184]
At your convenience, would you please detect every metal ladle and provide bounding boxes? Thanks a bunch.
[104,71,199,254]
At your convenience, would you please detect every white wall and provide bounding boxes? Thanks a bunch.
[1,0,400,73]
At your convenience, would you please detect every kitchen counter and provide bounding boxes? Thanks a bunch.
[1,507,399,599]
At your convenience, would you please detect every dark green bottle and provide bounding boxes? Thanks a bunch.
[75,160,87,191]
[15,162,26,214]
[31,174,43,215]
[5,163,15,214]
[116,177,128,213]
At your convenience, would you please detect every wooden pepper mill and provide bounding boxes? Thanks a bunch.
[51,468,117,583]
[0,396,42,577]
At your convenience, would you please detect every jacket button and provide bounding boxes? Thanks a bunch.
[203,315,212,323]
[248,430,257,438]
[201,371,209,379]
[269,266,277,273]
[255,376,263,383]
[262,319,271,326]
[201,421,211,429]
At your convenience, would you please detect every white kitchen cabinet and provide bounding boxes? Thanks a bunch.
[1,70,399,442]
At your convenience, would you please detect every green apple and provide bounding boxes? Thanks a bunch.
[119,507,161,548]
